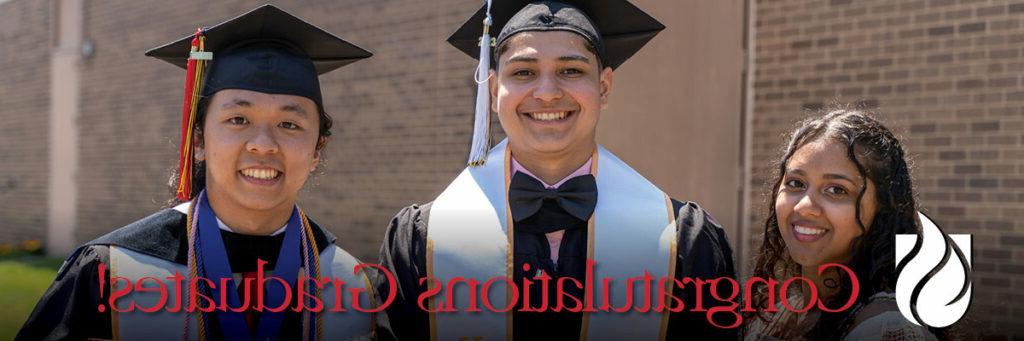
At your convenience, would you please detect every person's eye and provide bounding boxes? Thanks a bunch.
[280,121,301,130]
[825,185,849,196]
[783,179,805,190]
[512,69,534,77]
[561,68,583,75]
[227,116,248,125]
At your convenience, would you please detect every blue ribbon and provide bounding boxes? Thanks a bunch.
[195,191,304,340]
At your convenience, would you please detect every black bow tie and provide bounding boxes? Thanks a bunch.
[508,171,597,223]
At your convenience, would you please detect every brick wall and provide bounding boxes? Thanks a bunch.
[73,0,483,260]
[0,0,50,246]
[751,0,1024,337]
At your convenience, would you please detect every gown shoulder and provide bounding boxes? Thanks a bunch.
[16,244,112,341]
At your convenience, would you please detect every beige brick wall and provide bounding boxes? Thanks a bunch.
[0,0,50,245]
[751,0,1024,337]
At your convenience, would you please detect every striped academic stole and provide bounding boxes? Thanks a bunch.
[427,139,678,340]
[109,206,375,340]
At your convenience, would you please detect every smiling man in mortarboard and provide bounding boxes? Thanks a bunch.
[375,1,738,340]
[18,5,375,340]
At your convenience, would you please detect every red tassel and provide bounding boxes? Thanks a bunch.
[176,28,206,201]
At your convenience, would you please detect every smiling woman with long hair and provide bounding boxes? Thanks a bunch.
[743,105,958,340]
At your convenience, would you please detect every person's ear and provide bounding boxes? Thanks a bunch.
[489,69,499,113]
[599,67,613,110]
[193,128,206,161]
[311,136,327,172]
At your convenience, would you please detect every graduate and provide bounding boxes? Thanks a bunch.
[18,5,375,340]
[375,1,738,339]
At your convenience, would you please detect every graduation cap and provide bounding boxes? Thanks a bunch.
[447,0,665,166]
[146,4,372,201]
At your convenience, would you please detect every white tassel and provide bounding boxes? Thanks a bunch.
[468,0,494,167]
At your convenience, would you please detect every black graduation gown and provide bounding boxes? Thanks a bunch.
[374,200,739,340]
[16,208,335,341]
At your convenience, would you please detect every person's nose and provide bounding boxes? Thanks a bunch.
[246,125,279,155]
[532,74,564,103]
[793,192,822,218]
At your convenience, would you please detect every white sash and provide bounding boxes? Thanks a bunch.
[111,235,373,340]
[110,245,199,340]
[427,139,677,340]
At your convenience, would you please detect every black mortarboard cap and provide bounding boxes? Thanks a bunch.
[145,4,372,112]
[149,4,371,201]
[448,0,665,70]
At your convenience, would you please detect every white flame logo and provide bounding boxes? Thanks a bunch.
[895,212,972,327]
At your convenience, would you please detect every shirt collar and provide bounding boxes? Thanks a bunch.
[172,202,288,236]
[510,156,593,189]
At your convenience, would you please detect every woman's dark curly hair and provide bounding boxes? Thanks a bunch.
[744,105,926,339]
[166,95,333,205]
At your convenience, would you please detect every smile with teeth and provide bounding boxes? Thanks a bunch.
[794,225,827,236]
[240,168,280,180]
[528,111,570,121]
